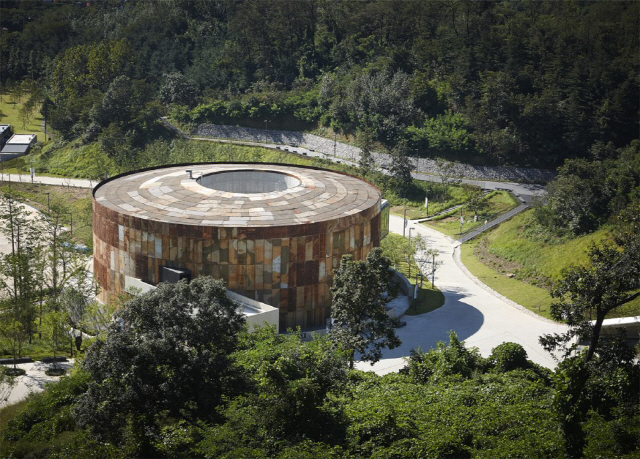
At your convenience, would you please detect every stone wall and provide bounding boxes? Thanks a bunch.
[193,124,556,184]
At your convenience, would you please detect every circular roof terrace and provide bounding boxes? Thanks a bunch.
[93,163,381,227]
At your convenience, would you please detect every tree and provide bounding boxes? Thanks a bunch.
[0,192,43,360]
[73,277,246,453]
[539,232,640,457]
[200,326,349,455]
[159,72,200,108]
[539,238,640,363]
[356,128,376,175]
[389,141,414,196]
[329,248,400,368]
[462,184,487,220]
[435,158,458,200]
[92,75,134,127]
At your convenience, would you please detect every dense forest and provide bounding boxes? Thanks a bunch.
[1,278,638,458]
[1,0,638,167]
[1,2,640,457]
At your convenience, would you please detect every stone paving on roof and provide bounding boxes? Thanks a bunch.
[94,164,381,227]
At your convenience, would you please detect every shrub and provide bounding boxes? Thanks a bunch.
[490,342,529,372]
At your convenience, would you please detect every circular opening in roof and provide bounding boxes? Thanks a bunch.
[197,170,301,193]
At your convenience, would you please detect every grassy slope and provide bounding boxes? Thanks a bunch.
[461,239,554,319]
[460,209,640,319]
[0,97,47,143]
[423,191,518,238]
[390,184,468,220]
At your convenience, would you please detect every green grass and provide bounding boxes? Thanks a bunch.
[390,183,468,220]
[0,337,74,361]
[36,141,119,179]
[0,96,47,143]
[461,239,555,319]
[460,209,640,319]
[0,182,93,248]
[423,191,519,238]
[0,399,28,431]
[479,210,610,280]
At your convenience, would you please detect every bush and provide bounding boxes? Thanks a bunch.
[5,368,26,376]
[490,342,529,372]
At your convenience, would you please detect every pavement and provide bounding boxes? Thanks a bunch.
[2,359,76,406]
[1,159,562,382]
[0,201,86,407]
[355,215,567,374]
[0,173,94,189]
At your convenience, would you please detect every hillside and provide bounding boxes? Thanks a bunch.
[461,209,640,319]
[1,0,638,169]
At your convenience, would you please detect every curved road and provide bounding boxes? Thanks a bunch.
[355,215,566,374]
[1,172,563,373]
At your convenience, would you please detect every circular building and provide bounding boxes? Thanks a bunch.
[93,163,384,330]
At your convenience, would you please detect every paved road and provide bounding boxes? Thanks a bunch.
[2,161,563,376]
[355,215,566,374]
[1,137,548,204]
[1,173,94,189]
[186,134,547,202]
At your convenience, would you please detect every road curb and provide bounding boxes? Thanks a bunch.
[451,244,560,325]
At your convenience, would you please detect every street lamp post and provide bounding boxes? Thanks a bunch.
[431,252,436,287]
[403,208,407,237]
[44,192,50,210]
[68,212,73,234]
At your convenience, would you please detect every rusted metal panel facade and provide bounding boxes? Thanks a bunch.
[93,164,382,330]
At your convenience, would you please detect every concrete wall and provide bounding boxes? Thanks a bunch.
[124,275,279,333]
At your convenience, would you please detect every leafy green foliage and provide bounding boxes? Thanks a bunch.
[159,72,200,108]
[73,277,245,454]
[3,1,637,166]
[1,324,637,458]
[197,328,348,456]
[535,142,640,236]
[0,370,122,459]
[330,248,400,367]
[489,342,529,373]
[540,236,640,362]
[401,332,488,384]
[406,111,475,159]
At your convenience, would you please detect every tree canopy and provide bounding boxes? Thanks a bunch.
[1,0,637,167]
[330,247,400,367]
[73,277,245,452]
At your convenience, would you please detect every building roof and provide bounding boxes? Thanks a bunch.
[94,163,381,227]
[7,134,36,144]
[0,144,30,154]
[0,125,10,135]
